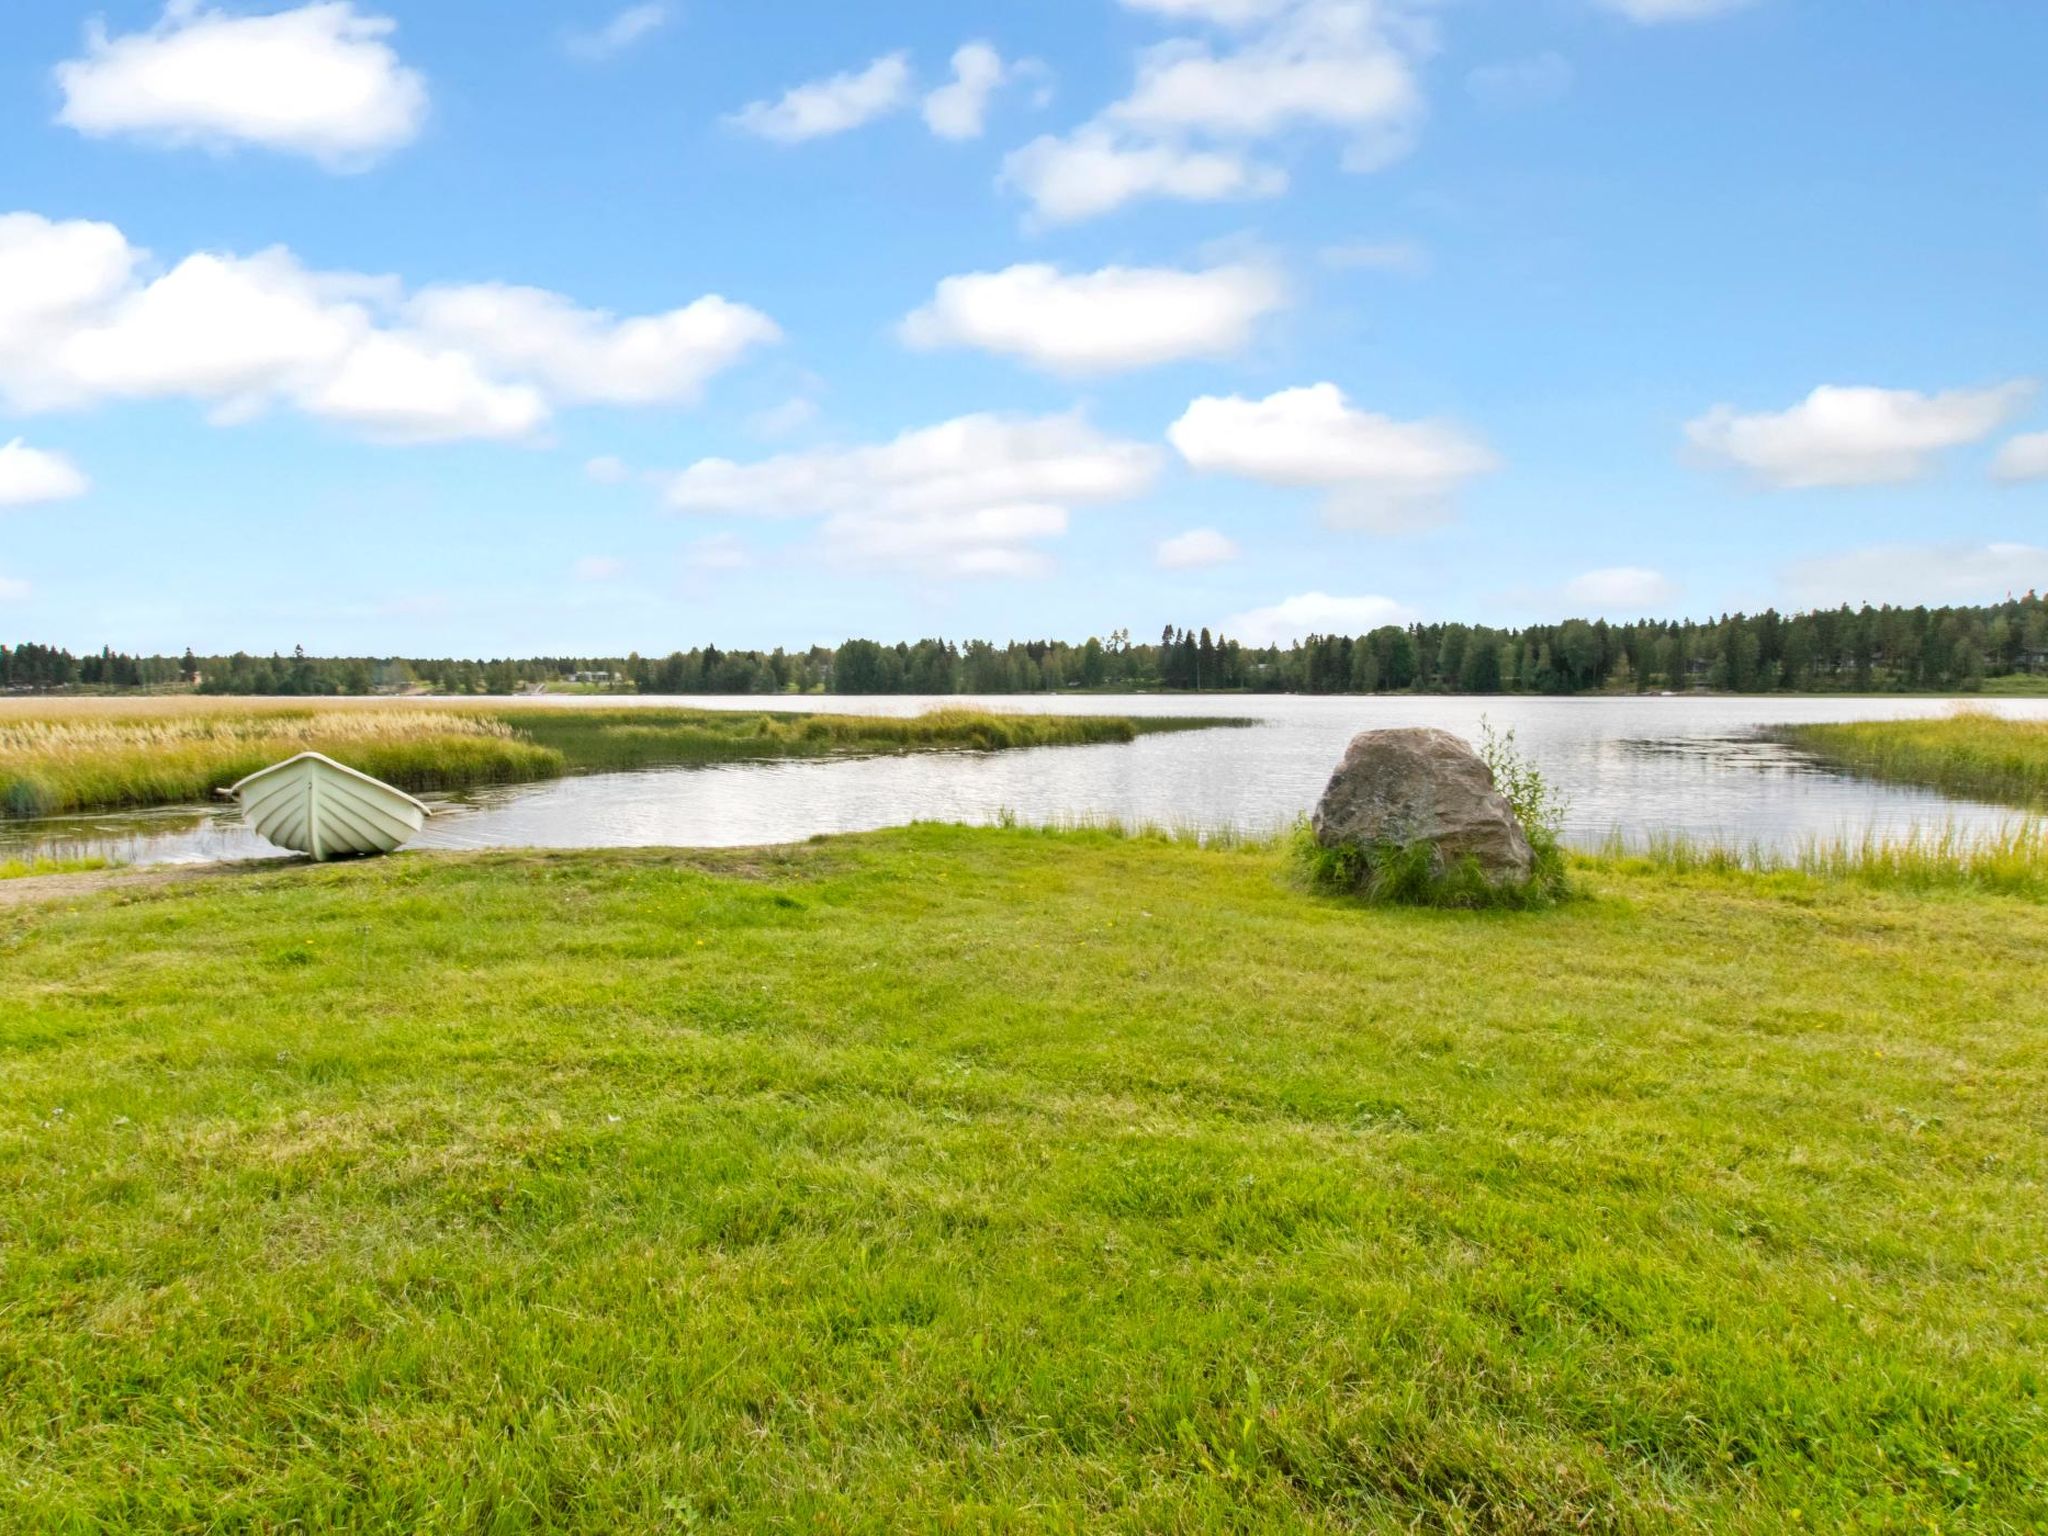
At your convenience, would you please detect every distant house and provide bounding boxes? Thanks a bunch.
[572,670,615,684]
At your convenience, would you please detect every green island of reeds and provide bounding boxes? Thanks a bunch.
[0,701,1238,818]
[1,823,2043,1530]
[1773,710,2048,810]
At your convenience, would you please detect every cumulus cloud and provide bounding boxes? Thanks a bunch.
[0,439,90,508]
[1005,0,1426,223]
[1001,131,1284,224]
[728,53,913,143]
[1156,528,1240,568]
[1993,431,2048,483]
[0,211,775,444]
[923,42,1008,139]
[1120,0,1297,23]
[1562,566,1678,612]
[1466,52,1574,112]
[1169,383,1498,531]
[1686,382,2035,488]
[565,4,667,61]
[1225,591,1418,645]
[53,2,427,169]
[1783,543,2048,609]
[663,412,1160,578]
[1597,0,1758,21]
[407,284,780,406]
[584,454,632,484]
[901,262,1284,375]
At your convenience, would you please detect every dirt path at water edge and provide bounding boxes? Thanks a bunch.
[0,860,307,910]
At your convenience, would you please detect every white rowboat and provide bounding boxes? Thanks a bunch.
[227,751,430,860]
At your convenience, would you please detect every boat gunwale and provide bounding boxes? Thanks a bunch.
[226,751,433,817]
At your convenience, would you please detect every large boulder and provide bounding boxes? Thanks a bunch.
[1312,727,1534,884]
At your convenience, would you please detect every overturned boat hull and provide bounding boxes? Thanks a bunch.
[228,751,429,859]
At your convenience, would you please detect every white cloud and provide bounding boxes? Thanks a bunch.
[0,439,91,508]
[1321,238,1428,275]
[1783,543,2048,609]
[1120,0,1296,24]
[0,212,775,444]
[901,262,1284,375]
[1002,131,1284,224]
[53,248,366,409]
[1562,566,1678,611]
[1466,52,1574,111]
[1597,0,1757,22]
[1225,591,1417,645]
[54,2,427,169]
[565,4,667,61]
[585,454,632,484]
[1109,9,1421,142]
[1686,382,2035,488]
[1008,0,1426,222]
[664,411,1160,577]
[573,555,626,581]
[728,53,913,143]
[1169,383,1498,531]
[407,284,780,406]
[1157,528,1240,568]
[1993,431,2048,483]
[0,574,30,603]
[923,42,1006,139]
[0,214,141,369]
[298,331,544,443]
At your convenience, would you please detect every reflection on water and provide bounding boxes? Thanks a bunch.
[4,693,2043,868]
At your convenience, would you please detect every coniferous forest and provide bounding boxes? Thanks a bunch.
[5,593,2044,697]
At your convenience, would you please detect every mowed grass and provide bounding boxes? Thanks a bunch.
[1778,711,2048,810]
[1,827,2043,1531]
[0,700,1235,818]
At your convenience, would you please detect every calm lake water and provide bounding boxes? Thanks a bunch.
[6,693,2045,868]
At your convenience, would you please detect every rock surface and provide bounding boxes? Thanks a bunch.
[1312,727,1534,884]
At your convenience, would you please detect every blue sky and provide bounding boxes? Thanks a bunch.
[0,0,2043,654]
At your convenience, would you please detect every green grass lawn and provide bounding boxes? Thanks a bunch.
[2,827,2043,1531]
[1776,712,2048,810]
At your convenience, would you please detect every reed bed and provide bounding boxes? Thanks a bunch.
[0,711,561,818]
[1590,821,2048,897]
[506,706,1233,774]
[1775,710,2048,809]
[0,701,1239,818]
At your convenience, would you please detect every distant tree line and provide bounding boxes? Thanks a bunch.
[6,595,2045,697]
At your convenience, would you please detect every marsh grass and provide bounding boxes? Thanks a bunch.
[1593,820,2048,898]
[0,854,110,880]
[0,711,561,818]
[2,826,2043,1529]
[1776,709,2048,809]
[0,702,1239,818]
[502,706,1236,774]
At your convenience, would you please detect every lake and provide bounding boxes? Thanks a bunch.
[5,693,2044,868]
